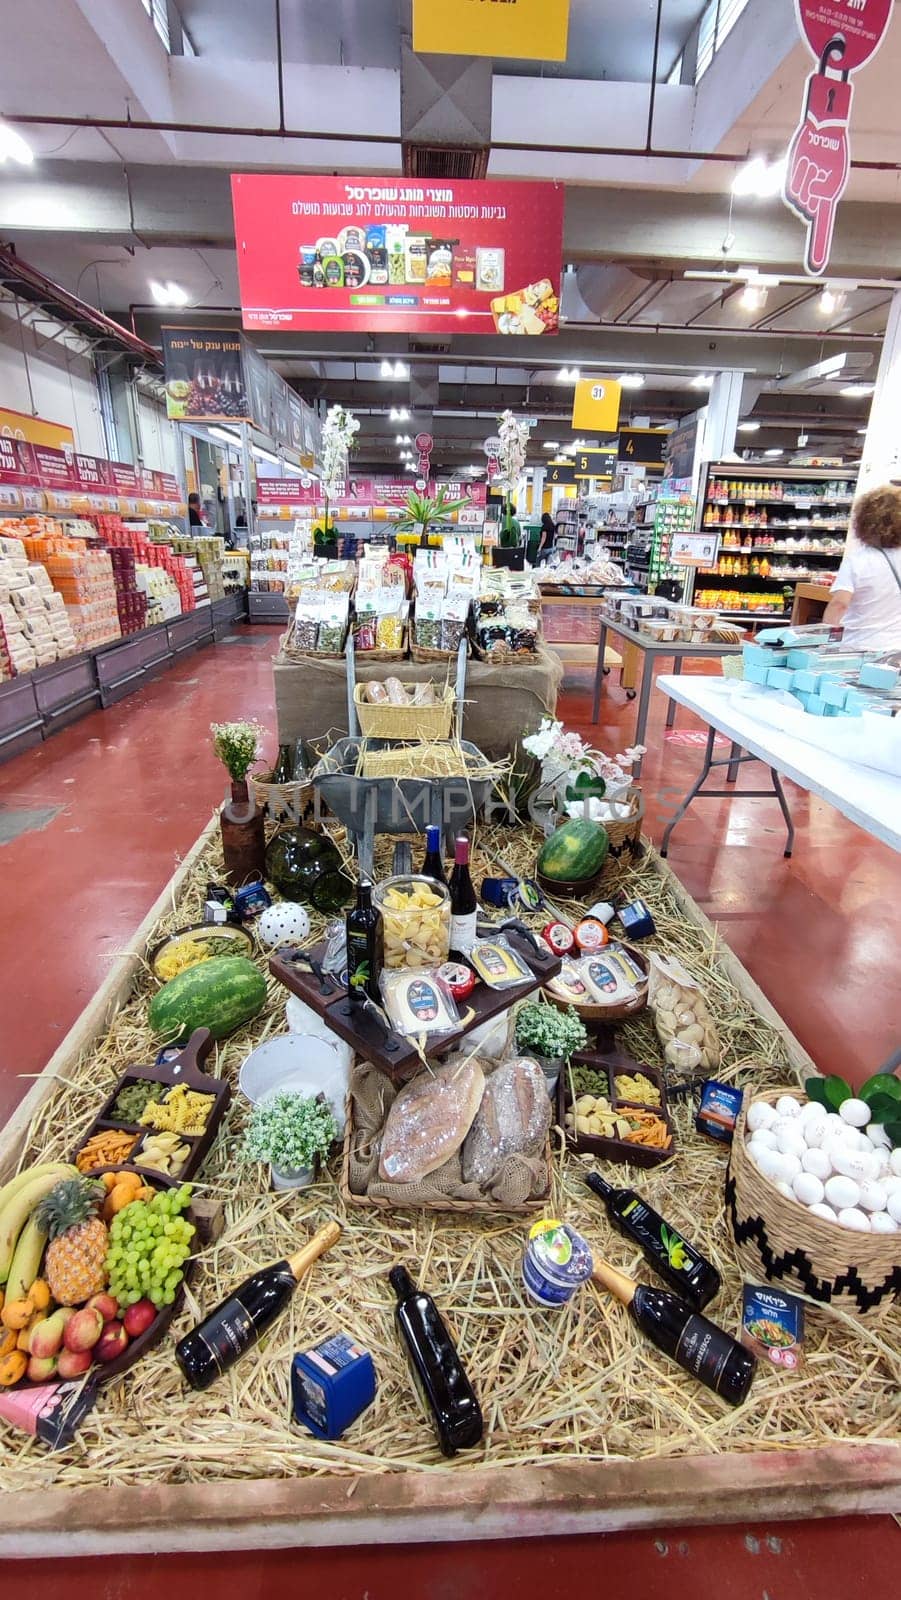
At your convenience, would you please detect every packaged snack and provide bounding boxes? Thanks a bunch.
[341,250,369,289]
[410,681,437,706]
[378,1054,483,1180]
[379,968,460,1039]
[321,255,345,287]
[364,680,389,704]
[354,609,378,651]
[468,937,533,990]
[376,610,404,650]
[476,247,505,293]
[405,236,428,283]
[647,953,721,1074]
[426,241,453,286]
[366,226,388,285]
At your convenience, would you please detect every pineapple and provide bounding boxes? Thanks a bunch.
[34,1177,108,1306]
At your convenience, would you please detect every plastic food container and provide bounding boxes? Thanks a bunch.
[373,874,451,969]
[521,1220,594,1307]
[621,597,682,640]
[674,604,718,642]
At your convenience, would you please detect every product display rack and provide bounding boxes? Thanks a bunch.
[688,462,857,616]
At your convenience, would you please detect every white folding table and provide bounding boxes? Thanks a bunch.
[655,674,901,857]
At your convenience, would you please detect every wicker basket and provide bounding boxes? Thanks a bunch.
[353,682,454,741]
[543,943,649,1024]
[340,1097,551,1214]
[727,1086,901,1320]
[603,786,644,863]
[279,625,346,664]
[249,770,313,821]
[353,629,408,664]
[409,621,464,664]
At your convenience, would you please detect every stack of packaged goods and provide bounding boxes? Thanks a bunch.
[106,545,148,637]
[136,563,181,625]
[0,536,37,679]
[0,538,81,676]
[168,536,224,602]
[43,546,122,650]
[222,551,250,595]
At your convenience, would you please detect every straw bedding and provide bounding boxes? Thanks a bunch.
[3,823,899,1492]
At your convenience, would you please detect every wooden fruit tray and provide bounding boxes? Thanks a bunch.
[557,1051,676,1169]
[270,929,562,1084]
[72,1028,231,1185]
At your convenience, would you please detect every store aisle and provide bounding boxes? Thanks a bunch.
[2,631,900,1124]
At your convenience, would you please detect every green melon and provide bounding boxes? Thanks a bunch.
[149,956,267,1043]
[537,818,609,884]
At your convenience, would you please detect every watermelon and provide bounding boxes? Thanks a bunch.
[149,956,267,1043]
[537,819,609,884]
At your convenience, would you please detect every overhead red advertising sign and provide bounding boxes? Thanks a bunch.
[784,0,893,275]
[0,436,37,485]
[231,175,564,337]
[255,476,488,509]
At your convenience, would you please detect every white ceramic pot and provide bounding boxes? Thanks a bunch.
[239,1033,348,1131]
[270,1164,315,1192]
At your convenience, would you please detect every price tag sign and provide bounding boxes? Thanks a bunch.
[671,531,721,567]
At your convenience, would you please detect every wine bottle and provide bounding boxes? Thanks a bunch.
[175,1221,341,1391]
[591,1258,755,1407]
[421,825,447,886]
[390,1265,483,1456]
[448,835,478,958]
[346,879,383,1004]
[585,1172,720,1309]
[271,743,294,783]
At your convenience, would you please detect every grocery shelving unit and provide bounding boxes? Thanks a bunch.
[689,461,857,623]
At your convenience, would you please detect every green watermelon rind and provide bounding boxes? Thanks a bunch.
[149,956,268,1043]
[537,819,609,883]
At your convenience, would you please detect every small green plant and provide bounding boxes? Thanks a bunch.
[211,719,266,782]
[312,521,338,548]
[805,1072,901,1145]
[243,1092,338,1172]
[498,503,521,549]
[397,488,470,533]
[515,1001,588,1061]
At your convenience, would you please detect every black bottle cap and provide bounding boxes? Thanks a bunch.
[389,1264,415,1300]
[586,1171,613,1200]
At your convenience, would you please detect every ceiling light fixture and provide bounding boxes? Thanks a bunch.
[731,153,787,199]
[740,282,768,311]
[857,427,868,435]
[556,367,580,383]
[738,422,760,433]
[389,408,410,421]
[380,360,395,378]
[691,374,714,389]
[149,279,190,307]
[543,441,560,450]
[818,287,845,315]
[394,361,409,379]
[619,373,644,389]
[207,427,242,448]
[764,448,784,457]
[840,383,874,398]
[0,120,34,165]
[797,433,809,448]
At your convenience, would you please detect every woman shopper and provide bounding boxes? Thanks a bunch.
[537,511,557,564]
[823,485,901,649]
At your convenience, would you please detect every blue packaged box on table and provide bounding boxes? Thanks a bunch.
[291,1332,377,1440]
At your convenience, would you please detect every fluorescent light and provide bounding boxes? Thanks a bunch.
[556,367,580,383]
[0,121,34,165]
[840,383,874,397]
[395,434,404,444]
[543,441,560,450]
[619,373,644,389]
[208,427,241,448]
[764,448,783,457]
[797,433,809,448]
[692,374,713,389]
[252,446,281,466]
[732,154,787,199]
[857,427,868,435]
[380,360,395,378]
[394,361,409,379]
[149,279,189,307]
[740,283,768,311]
[389,408,410,421]
[738,422,760,433]
[818,288,845,315]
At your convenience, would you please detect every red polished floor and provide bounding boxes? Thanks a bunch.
[1,620,899,1588]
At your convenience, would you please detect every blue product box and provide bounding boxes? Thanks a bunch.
[807,698,827,717]
[743,644,787,668]
[291,1332,377,1440]
[821,679,850,708]
[766,667,795,691]
[792,669,822,693]
[786,648,819,669]
[743,660,771,686]
[863,702,893,717]
[859,663,900,691]
[696,1079,743,1143]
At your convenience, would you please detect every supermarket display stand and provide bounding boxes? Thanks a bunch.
[590,616,743,775]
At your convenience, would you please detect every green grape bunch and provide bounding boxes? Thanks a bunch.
[106,1183,196,1309]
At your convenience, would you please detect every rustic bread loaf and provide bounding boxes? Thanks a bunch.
[378,1055,486,1183]
[462,1056,551,1186]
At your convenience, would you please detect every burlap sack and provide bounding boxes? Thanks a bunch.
[347,1058,548,1209]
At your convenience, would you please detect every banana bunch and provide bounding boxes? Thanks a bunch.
[0,1162,78,1301]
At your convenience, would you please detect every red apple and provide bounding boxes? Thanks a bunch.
[27,1353,59,1382]
[122,1300,157,1338]
[57,1347,93,1379]
[63,1306,104,1353]
[95,1320,129,1363]
[86,1293,119,1322]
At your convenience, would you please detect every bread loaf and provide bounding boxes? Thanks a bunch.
[378,1055,485,1183]
[462,1057,551,1186]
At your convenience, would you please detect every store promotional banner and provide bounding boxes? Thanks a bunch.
[231,174,564,337]
[255,476,488,510]
[571,379,621,433]
[783,0,893,275]
[0,436,181,504]
[162,328,251,423]
[412,0,570,61]
[0,407,74,450]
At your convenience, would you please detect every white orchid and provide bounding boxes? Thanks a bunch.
[321,404,360,498]
[495,409,530,496]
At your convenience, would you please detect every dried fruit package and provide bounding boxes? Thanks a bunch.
[462,1057,551,1186]
[647,953,720,1075]
[378,1055,485,1183]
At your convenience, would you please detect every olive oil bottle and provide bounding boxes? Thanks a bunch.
[585,1172,721,1309]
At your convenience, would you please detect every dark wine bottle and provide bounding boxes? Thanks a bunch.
[421,825,447,886]
[271,743,294,783]
[591,1258,755,1407]
[175,1222,341,1391]
[346,879,383,1004]
[292,738,308,782]
[390,1265,483,1456]
[448,835,478,958]
[585,1172,721,1309]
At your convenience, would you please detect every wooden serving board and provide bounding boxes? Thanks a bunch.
[72,1028,231,1185]
[270,928,563,1083]
[557,1052,676,1169]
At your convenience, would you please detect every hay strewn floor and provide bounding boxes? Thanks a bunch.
[4,825,899,1491]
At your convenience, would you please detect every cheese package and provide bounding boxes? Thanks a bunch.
[467,937,533,991]
[545,959,593,1007]
[579,944,647,1006]
[380,967,461,1039]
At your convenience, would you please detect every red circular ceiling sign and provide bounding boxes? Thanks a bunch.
[795,0,893,72]
[415,432,433,453]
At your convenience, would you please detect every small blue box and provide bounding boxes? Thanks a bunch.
[793,669,821,694]
[744,643,787,668]
[291,1332,377,1440]
[743,660,771,685]
[787,648,819,669]
[859,663,900,691]
[766,667,795,691]
[807,698,827,717]
[821,679,851,708]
